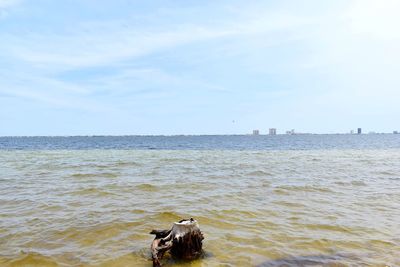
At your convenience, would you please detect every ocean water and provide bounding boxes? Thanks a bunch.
[0,135,399,266]
[1,134,400,150]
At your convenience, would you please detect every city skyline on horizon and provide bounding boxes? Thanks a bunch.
[1,126,400,137]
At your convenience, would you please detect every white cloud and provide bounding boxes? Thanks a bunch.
[1,1,400,133]
[5,26,234,70]
[0,0,19,18]
[0,0,19,9]
[346,0,400,40]
[0,70,113,112]
[2,9,311,71]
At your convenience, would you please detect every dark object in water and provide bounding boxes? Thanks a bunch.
[150,218,204,267]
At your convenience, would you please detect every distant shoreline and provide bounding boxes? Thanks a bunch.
[0,133,398,138]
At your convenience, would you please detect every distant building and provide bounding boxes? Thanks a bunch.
[394,131,399,134]
[350,130,354,134]
[253,129,260,135]
[269,128,277,135]
[286,129,295,135]
[357,128,362,134]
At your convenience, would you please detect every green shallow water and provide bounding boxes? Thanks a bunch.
[0,150,399,266]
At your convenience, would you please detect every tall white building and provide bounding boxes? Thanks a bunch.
[269,128,277,135]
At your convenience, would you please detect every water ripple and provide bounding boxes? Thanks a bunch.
[0,149,399,266]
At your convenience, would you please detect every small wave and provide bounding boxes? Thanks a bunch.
[99,251,149,266]
[193,215,239,230]
[275,185,333,193]
[378,171,396,176]
[247,170,272,177]
[135,183,159,192]
[130,209,146,214]
[70,188,116,196]
[2,252,58,267]
[113,161,141,167]
[350,180,367,186]
[369,239,396,247]
[334,180,366,187]
[301,223,352,233]
[257,252,354,267]
[71,173,92,178]
[159,158,195,163]
[147,211,182,222]
[273,200,306,208]
[273,188,290,195]
[71,172,119,178]
[101,172,119,178]
[65,163,111,169]
[212,209,259,219]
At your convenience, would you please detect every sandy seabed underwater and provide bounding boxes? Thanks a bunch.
[1,149,399,266]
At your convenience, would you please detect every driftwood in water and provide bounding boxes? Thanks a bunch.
[150,218,204,267]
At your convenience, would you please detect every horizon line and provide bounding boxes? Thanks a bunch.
[0,132,397,138]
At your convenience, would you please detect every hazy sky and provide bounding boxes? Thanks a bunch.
[1,0,399,135]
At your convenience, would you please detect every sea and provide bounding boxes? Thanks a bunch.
[0,134,399,266]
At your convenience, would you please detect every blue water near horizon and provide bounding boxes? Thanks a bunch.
[0,134,399,150]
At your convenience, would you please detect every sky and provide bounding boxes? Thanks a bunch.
[0,0,399,135]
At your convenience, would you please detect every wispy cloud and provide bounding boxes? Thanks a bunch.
[0,0,19,9]
[0,1,399,135]
[0,67,113,112]
[0,0,19,18]
[2,4,314,71]
[346,0,400,40]
[5,25,232,69]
